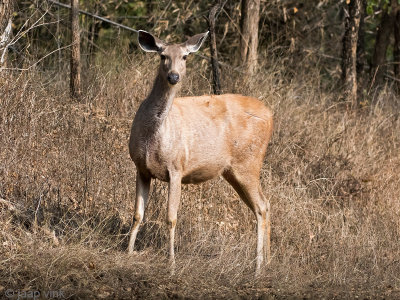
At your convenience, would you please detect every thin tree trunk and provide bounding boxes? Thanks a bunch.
[208,1,222,95]
[0,0,13,32]
[371,7,395,87]
[0,0,14,69]
[394,2,400,91]
[70,0,81,100]
[240,0,260,75]
[356,0,366,75]
[341,0,361,108]
[87,3,100,60]
[146,0,156,28]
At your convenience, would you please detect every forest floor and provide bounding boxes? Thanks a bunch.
[1,57,400,299]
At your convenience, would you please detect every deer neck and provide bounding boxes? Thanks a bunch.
[139,72,179,136]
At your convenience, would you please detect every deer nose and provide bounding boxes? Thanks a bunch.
[167,72,179,85]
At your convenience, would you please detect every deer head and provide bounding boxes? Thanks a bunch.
[138,30,209,85]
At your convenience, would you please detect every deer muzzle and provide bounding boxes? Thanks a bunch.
[167,72,180,85]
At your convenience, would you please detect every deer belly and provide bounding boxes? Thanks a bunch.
[182,165,224,184]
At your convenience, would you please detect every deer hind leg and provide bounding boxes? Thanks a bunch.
[128,171,151,254]
[167,172,182,272]
[223,168,270,274]
[261,186,271,264]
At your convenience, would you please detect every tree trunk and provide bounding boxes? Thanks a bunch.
[208,1,222,95]
[341,0,361,108]
[0,0,13,32]
[0,0,14,68]
[356,0,366,75]
[371,7,395,87]
[88,19,100,61]
[394,2,400,91]
[146,1,156,28]
[240,0,260,75]
[70,0,81,100]
[87,7,97,56]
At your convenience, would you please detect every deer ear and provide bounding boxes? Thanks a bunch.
[185,31,209,53]
[138,30,165,52]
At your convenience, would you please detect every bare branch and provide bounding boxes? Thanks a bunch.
[47,0,138,33]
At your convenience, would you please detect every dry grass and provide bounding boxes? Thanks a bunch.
[1,53,400,299]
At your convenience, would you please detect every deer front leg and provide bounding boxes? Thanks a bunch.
[167,172,182,271]
[128,171,151,254]
[266,197,271,264]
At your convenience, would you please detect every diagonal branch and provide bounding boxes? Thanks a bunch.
[47,0,138,33]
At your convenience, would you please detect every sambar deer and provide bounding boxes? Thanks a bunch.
[128,30,273,274]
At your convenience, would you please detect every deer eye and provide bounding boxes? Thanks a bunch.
[183,55,188,60]
[160,55,166,60]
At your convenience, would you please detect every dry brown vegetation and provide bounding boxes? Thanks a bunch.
[1,51,400,299]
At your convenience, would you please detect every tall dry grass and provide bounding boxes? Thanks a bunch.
[1,52,400,299]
